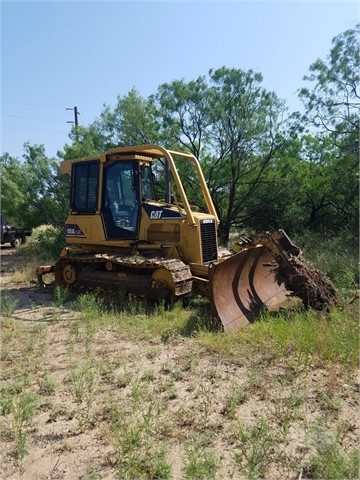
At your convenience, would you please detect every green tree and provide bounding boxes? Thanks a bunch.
[0,153,27,224]
[152,68,287,241]
[205,68,287,240]
[153,76,210,158]
[297,24,359,234]
[61,124,109,160]
[0,144,69,229]
[111,88,161,145]
[299,24,359,135]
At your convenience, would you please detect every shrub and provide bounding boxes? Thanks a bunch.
[21,225,65,262]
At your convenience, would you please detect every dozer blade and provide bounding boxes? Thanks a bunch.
[209,246,287,333]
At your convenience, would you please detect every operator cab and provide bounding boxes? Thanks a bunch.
[68,148,192,243]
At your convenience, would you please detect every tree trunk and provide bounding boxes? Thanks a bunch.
[218,221,231,245]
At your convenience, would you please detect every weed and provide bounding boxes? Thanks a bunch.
[0,292,19,317]
[183,432,220,479]
[197,331,237,358]
[69,318,80,337]
[160,327,180,343]
[125,293,147,317]
[130,380,144,406]
[171,368,185,381]
[53,285,70,306]
[154,378,177,400]
[141,369,156,383]
[222,388,247,419]
[1,378,31,415]
[68,361,99,428]
[116,371,133,389]
[1,389,14,416]
[199,306,359,369]
[196,381,214,425]
[84,464,100,480]
[272,389,304,437]
[245,370,268,399]
[99,361,116,385]
[303,423,360,479]
[75,293,104,354]
[0,321,16,360]
[234,418,277,479]
[294,231,359,290]
[318,390,343,413]
[38,374,57,395]
[11,392,38,467]
[164,383,177,400]
[110,401,170,479]
[0,346,10,361]
[78,292,102,321]
[47,453,62,479]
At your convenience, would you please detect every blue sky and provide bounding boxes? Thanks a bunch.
[1,0,358,160]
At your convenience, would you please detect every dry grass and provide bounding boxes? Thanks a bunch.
[0,249,359,479]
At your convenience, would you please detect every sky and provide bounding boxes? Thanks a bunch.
[1,0,358,160]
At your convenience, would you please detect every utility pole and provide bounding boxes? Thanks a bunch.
[66,106,80,140]
[66,106,80,126]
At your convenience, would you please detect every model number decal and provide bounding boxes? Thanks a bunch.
[65,224,86,237]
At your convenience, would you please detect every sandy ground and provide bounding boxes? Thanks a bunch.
[0,246,359,480]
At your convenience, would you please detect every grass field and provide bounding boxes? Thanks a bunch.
[0,231,359,479]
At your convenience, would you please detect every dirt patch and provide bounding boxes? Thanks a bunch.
[0,249,359,479]
[0,246,28,273]
[1,251,55,315]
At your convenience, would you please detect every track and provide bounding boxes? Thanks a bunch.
[54,253,193,299]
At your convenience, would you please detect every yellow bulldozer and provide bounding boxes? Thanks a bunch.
[37,144,338,333]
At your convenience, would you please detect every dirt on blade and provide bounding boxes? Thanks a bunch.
[272,256,339,310]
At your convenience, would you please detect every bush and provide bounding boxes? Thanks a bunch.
[21,225,66,263]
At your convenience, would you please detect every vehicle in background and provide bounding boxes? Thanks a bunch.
[0,214,31,248]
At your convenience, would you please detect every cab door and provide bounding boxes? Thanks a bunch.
[102,161,140,240]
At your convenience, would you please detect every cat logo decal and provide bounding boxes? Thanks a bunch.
[150,210,163,220]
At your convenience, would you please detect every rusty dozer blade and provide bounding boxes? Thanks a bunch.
[209,246,288,333]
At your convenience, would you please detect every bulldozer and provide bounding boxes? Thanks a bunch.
[37,144,338,333]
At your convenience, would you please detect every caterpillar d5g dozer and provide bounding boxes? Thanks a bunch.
[37,145,338,333]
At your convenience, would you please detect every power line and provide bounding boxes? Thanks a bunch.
[2,104,82,131]
[2,102,89,126]
[1,114,68,123]
[1,101,65,110]
[2,126,68,135]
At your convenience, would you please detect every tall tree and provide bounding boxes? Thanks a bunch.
[299,24,359,135]
[297,24,359,234]
[0,153,27,224]
[152,68,287,241]
[0,144,69,229]
[61,124,109,160]
[153,76,210,158]
[89,88,161,147]
[205,68,287,240]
